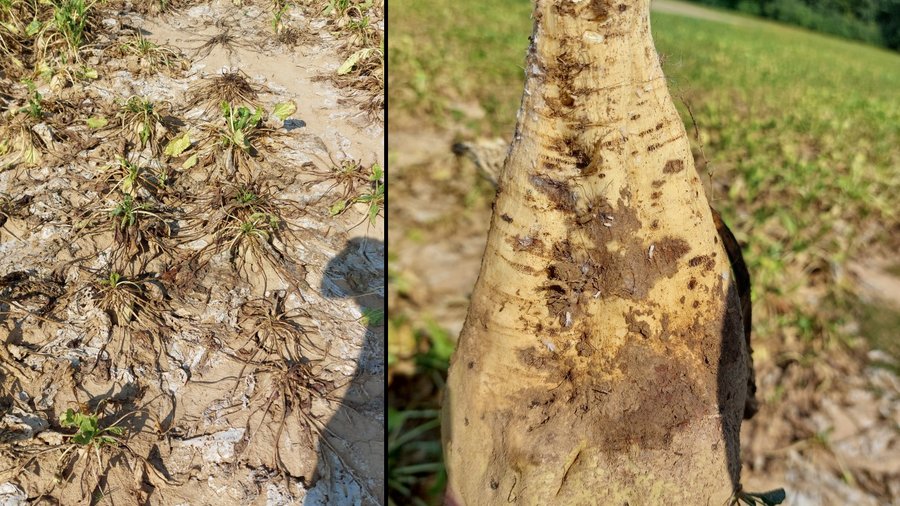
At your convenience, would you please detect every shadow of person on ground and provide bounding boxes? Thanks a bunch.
[304,237,384,506]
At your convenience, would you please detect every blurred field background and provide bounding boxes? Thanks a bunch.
[388,1,900,504]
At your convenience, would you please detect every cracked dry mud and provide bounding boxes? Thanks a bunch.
[0,1,384,505]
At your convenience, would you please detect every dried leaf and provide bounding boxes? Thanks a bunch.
[329,200,347,216]
[338,48,375,75]
[25,19,41,37]
[182,154,198,169]
[86,116,108,129]
[164,132,191,157]
[273,101,297,121]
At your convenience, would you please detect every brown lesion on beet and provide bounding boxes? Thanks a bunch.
[580,142,606,177]
[545,91,578,113]
[498,253,541,275]
[543,260,591,327]
[599,30,626,39]
[508,234,544,252]
[553,2,577,16]
[550,137,569,157]
[600,137,620,150]
[507,331,717,457]
[548,261,584,286]
[546,134,603,176]
[518,346,550,369]
[659,314,672,341]
[583,342,707,450]
[539,193,693,328]
[539,48,592,121]
[530,175,576,212]
[541,160,561,172]
[501,213,513,223]
[688,254,716,272]
[663,159,685,174]
[564,136,592,171]
[575,331,595,357]
[688,277,698,290]
[637,121,667,138]
[543,152,582,169]
[647,136,681,153]
[547,50,587,89]
[649,236,691,278]
[624,307,652,339]
[586,0,610,22]
[637,126,657,138]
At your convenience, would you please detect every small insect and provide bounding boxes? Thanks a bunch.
[648,244,655,259]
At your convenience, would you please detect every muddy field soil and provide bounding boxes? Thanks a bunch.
[0,1,384,504]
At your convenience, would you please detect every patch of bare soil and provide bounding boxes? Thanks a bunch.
[389,131,900,504]
[388,130,492,340]
[0,1,384,505]
[651,0,747,26]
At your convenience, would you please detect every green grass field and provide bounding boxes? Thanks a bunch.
[389,1,900,504]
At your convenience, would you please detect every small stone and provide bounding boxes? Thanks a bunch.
[0,483,27,505]
[0,407,49,442]
[37,431,64,446]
